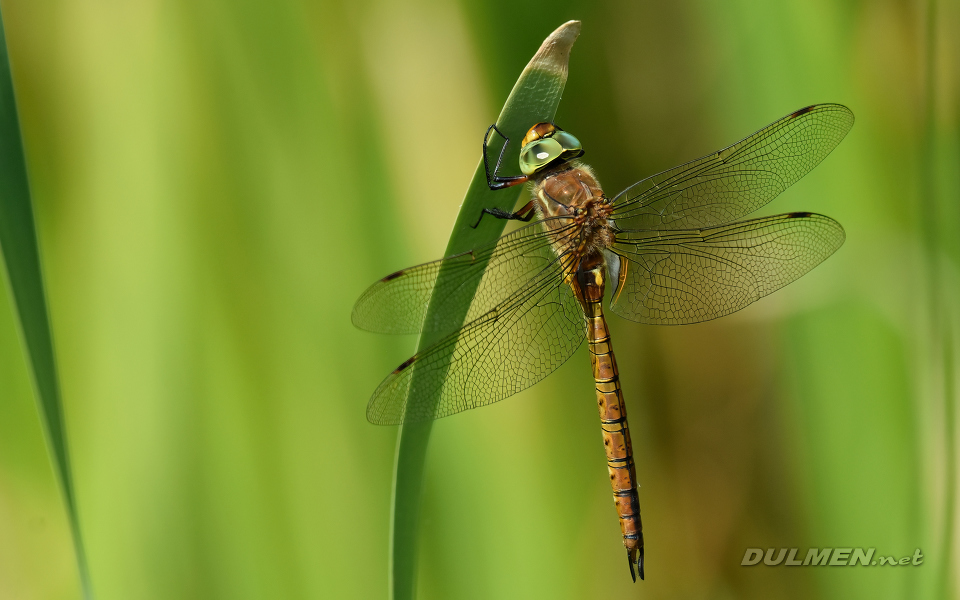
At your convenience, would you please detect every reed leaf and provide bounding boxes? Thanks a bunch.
[389,20,580,600]
[0,10,92,600]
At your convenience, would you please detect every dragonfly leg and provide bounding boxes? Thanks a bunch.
[483,123,529,191]
[470,200,535,229]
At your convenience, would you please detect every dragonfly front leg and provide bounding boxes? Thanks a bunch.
[483,123,529,191]
[470,200,536,229]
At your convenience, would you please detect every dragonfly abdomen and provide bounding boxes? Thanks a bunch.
[575,262,645,582]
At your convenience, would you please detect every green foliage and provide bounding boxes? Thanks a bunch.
[0,2,956,599]
[0,9,91,600]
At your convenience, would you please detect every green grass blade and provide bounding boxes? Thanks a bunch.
[389,20,580,600]
[0,10,92,600]
[921,1,957,596]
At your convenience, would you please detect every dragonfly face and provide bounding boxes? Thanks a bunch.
[353,104,854,583]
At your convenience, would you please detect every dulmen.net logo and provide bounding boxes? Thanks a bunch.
[741,548,924,567]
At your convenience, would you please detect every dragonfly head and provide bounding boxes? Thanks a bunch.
[519,122,584,175]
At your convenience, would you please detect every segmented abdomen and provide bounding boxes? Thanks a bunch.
[578,264,644,580]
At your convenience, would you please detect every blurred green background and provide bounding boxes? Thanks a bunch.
[0,0,957,598]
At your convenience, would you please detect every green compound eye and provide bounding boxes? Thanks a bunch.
[519,138,563,175]
[518,130,584,175]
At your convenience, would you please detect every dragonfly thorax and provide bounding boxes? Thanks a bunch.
[533,163,616,259]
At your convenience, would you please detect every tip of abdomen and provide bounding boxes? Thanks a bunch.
[627,547,645,582]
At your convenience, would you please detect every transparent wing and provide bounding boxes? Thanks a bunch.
[609,104,854,230]
[607,213,844,325]
[366,249,585,425]
[352,217,579,336]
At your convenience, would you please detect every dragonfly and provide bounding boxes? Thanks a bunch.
[352,103,854,582]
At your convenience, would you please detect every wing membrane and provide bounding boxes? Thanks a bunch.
[608,213,844,324]
[352,217,579,335]
[366,249,585,425]
[610,104,854,230]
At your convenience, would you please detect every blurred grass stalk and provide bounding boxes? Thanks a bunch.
[389,20,579,600]
[920,0,958,597]
[0,8,91,599]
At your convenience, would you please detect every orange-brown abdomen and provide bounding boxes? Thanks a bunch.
[573,260,645,581]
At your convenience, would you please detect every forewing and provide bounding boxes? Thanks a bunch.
[610,104,854,230]
[352,217,578,335]
[608,213,844,324]
[366,250,584,425]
